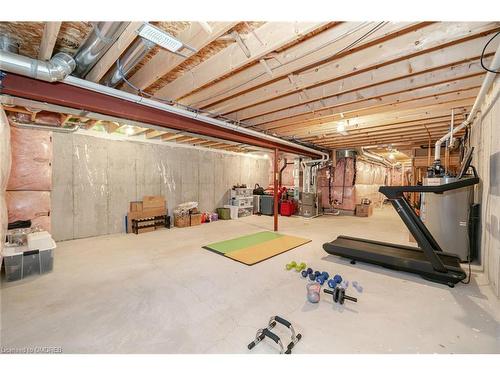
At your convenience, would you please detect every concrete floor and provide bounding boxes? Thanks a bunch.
[1,207,499,354]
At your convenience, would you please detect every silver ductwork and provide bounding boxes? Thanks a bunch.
[72,22,129,78]
[356,147,397,168]
[0,49,76,82]
[102,37,155,87]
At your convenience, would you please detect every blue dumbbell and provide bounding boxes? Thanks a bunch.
[333,274,342,284]
[308,273,316,281]
[327,279,337,288]
[316,273,328,285]
[321,271,329,280]
[301,270,308,278]
[306,267,313,275]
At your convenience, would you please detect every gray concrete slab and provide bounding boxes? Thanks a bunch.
[2,207,499,353]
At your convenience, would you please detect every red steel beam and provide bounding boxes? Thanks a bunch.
[274,148,279,232]
[0,73,318,157]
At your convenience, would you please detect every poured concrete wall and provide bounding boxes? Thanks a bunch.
[470,78,500,298]
[51,133,270,241]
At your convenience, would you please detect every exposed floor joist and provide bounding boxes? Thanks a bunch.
[152,22,330,101]
[38,22,62,61]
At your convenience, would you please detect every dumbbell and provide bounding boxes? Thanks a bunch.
[301,267,313,278]
[327,274,342,289]
[315,272,329,285]
[285,261,297,270]
[295,262,306,272]
[324,286,358,305]
[309,270,321,281]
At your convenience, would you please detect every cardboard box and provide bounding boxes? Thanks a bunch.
[190,213,202,226]
[174,214,190,228]
[130,201,143,212]
[355,204,373,217]
[143,195,166,209]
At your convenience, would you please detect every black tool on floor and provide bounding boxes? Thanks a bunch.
[247,315,302,354]
[324,286,357,305]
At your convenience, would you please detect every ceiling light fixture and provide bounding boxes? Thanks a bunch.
[138,23,196,57]
[124,125,135,135]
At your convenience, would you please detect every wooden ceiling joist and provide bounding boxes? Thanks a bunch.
[229,40,496,122]
[161,133,185,141]
[301,115,467,142]
[255,75,483,131]
[180,22,423,109]
[205,22,499,116]
[243,59,488,127]
[266,95,479,140]
[145,130,167,139]
[123,22,239,93]
[275,100,473,137]
[85,22,143,83]
[153,22,330,101]
[38,22,62,61]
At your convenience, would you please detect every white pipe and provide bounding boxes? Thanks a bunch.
[435,42,500,162]
[61,76,328,158]
[9,119,81,133]
[357,147,397,168]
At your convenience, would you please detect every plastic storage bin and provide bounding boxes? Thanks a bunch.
[224,205,239,220]
[216,207,231,220]
[3,247,54,282]
[260,195,274,215]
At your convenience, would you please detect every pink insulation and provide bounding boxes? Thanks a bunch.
[333,186,356,211]
[7,126,52,191]
[354,184,385,205]
[1,108,12,260]
[333,158,355,187]
[6,191,51,232]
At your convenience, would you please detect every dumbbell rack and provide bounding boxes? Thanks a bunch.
[247,315,302,354]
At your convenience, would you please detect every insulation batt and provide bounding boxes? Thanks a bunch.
[0,108,12,261]
[7,126,53,191]
[6,191,51,232]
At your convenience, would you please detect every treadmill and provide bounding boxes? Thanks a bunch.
[323,149,479,287]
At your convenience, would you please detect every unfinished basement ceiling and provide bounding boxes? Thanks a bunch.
[1,21,499,151]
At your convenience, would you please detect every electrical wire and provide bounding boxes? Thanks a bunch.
[480,31,500,74]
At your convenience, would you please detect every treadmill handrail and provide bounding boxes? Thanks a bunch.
[379,177,479,198]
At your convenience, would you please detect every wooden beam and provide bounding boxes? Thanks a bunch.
[85,22,143,82]
[255,74,483,131]
[38,22,62,61]
[229,41,495,122]
[145,130,167,139]
[153,22,330,101]
[272,99,474,137]
[303,116,466,143]
[243,59,488,126]
[206,22,499,115]
[161,133,185,141]
[123,22,239,92]
[181,22,423,109]
[104,121,121,133]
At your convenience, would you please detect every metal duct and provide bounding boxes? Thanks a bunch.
[0,50,75,82]
[102,37,155,87]
[72,22,129,78]
[356,147,396,168]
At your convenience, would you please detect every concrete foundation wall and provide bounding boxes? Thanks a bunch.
[470,78,500,298]
[51,133,270,241]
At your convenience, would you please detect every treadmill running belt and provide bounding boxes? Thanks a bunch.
[324,235,466,286]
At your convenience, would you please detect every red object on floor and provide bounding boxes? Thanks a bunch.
[280,200,294,216]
